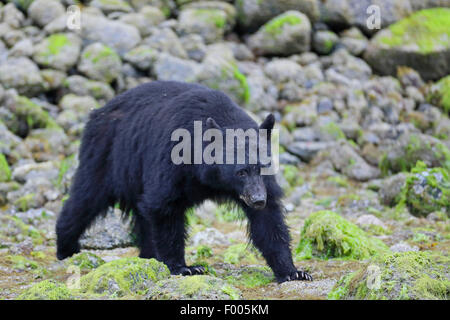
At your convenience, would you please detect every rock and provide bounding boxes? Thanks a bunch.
[143,27,188,59]
[79,208,134,250]
[321,0,413,35]
[3,3,25,29]
[397,66,425,88]
[0,57,46,96]
[66,252,105,271]
[119,6,166,37]
[235,0,319,31]
[329,141,380,181]
[90,0,133,14]
[177,7,228,44]
[286,141,334,162]
[399,161,449,217]
[197,44,250,104]
[33,33,82,72]
[79,257,170,297]
[78,43,122,84]
[24,128,69,161]
[248,11,311,56]
[329,251,449,299]
[148,275,241,300]
[123,45,158,71]
[264,59,304,85]
[9,38,33,57]
[130,0,175,15]
[154,53,201,82]
[356,214,387,229]
[12,161,59,184]
[339,27,368,56]
[316,97,333,114]
[296,210,390,260]
[190,227,230,246]
[279,278,337,298]
[179,34,207,62]
[57,94,99,131]
[390,242,419,253]
[379,133,450,174]
[27,0,65,27]
[364,8,450,80]
[427,75,450,114]
[17,280,73,300]
[62,75,115,103]
[40,69,67,90]
[222,266,274,288]
[378,173,407,206]
[313,30,338,55]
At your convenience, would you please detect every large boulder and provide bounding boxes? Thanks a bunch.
[27,0,65,27]
[78,43,122,84]
[235,0,319,31]
[247,11,311,56]
[0,57,46,96]
[364,8,450,80]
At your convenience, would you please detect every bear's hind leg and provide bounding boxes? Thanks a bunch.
[133,214,157,259]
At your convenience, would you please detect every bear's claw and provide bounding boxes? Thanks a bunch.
[172,265,206,276]
[278,270,313,283]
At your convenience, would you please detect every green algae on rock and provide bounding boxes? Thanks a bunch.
[33,33,82,71]
[224,244,259,265]
[67,252,105,271]
[0,153,11,182]
[17,280,74,300]
[364,8,450,80]
[329,251,450,300]
[225,266,274,288]
[147,275,241,300]
[296,211,390,260]
[78,257,170,297]
[396,161,450,217]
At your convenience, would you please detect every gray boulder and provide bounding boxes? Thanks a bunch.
[78,43,123,84]
[33,33,82,71]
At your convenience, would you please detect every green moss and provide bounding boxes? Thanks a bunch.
[15,96,60,131]
[327,176,349,188]
[215,204,244,223]
[329,251,450,300]
[194,245,213,260]
[428,75,450,114]
[232,66,250,104]
[56,155,75,187]
[296,211,390,260]
[264,12,302,36]
[13,193,36,212]
[193,8,226,29]
[226,266,274,288]
[3,216,45,245]
[396,161,449,217]
[224,244,259,265]
[319,122,346,141]
[17,280,74,300]
[282,164,304,188]
[79,257,170,297]
[67,252,105,270]
[379,8,450,54]
[0,153,11,182]
[41,34,69,57]
[8,255,39,270]
[84,45,120,64]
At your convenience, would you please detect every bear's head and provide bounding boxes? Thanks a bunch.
[201,114,275,210]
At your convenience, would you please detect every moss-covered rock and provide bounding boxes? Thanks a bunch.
[177,8,228,44]
[67,252,105,271]
[364,8,450,80]
[78,43,122,84]
[396,161,449,217]
[33,33,82,71]
[147,275,241,300]
[427,75,450,114]
[296,211,390,260]
[79,257,170,297]
[329,251,450,300]
[0,153,11,182]
[197,44,250,104]
[17,280,74,300]
[225,266,274,288]
[248,10,311,56]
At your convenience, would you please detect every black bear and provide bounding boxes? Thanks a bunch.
[56,81,312,283]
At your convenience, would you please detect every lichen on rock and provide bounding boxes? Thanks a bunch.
[18,280,74,300]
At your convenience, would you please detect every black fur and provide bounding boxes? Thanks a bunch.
[55,81,312,283]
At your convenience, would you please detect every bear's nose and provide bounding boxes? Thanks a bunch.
[250,195,266,210]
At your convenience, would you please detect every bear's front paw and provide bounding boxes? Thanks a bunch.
[277,270,313,283]
[171,265,205,276]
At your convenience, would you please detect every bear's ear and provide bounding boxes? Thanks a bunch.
[260,113,275,131]
[206,117,221,130]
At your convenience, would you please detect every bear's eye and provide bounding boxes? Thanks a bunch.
[236,170,247,178]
